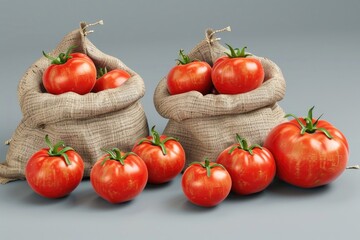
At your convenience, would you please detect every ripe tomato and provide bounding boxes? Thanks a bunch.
[25,135,84,198]
[216,134,276,195]
[42,46,97,95]
[90,148,148,204]
[167,49,212,95]
[182,159,231,207]
[132,126,185,184]
[211,44,264,94]
[92,67,131,92]
[264,107,349,188]
[212,56,227,69]
[70,52,94,64]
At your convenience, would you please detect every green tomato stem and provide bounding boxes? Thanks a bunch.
[176,49,192,65]
[190,158,225,178]
[100,148,135,166]
[224,44,251,58]
[45,135,74,166]
[228,134,262,156]
[137,126,178,156]
[42,45,76,65]
[285,106,333,139]
[97,67,108,79]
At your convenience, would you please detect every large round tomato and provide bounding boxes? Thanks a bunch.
[132,126,185,184]
[167,49,212,95]
[42,47,97,95]
[216,134,276,195]
[212,45,264,94]
[25,135,84,198]
[90,148,148,204]
[92,67,131,92]
[182,159,231,207]
[264,107,349,188]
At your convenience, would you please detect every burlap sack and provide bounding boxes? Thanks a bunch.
[0,21,149,184]
[154,27,286,166]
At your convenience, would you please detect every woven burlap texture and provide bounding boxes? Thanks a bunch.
[154,28,286,166]
[0,22,149,184]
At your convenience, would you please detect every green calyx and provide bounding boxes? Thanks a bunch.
[42,45,76,65]
[137,126,178,156]
[285,106,333,139]
[224,44,251,58]
[176,49,192,65]
[229,134,262,156]
[100,148,135,166]
[45,135,74,166]
[190,158,225,178]
[97,67,108,79]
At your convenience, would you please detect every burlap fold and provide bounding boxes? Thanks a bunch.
[154,28,286,166]
[0,22,149,184]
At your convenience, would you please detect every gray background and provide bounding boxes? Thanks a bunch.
[1,0,359,239]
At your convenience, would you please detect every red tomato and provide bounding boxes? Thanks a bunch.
[216,134,276,195]
[212,56,227,69]
[132,126,185,184]
[90,148,148,204]
[70,52,94,64]
[212,45,264,94]
[42,46,97,95]
[182,159,232,207]
[92,67,131,92]
[167,49,212,95]
[25,135,84,198]
[264,107,349,188]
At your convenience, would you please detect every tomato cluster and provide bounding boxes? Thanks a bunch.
[42,46,130,95]
[27,45,350,207]
[181,107,349,207]
[167,45,264,96]
[25,127,186,204]
[25,107,349,207]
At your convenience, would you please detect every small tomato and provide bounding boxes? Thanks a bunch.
[167,49,212,95]
[212,45,264,94]
[216,134,276,195]
[25,135,84,198]
[42,46,97,95]
[92,67,131,92]
[132,126,185,184]
[90,148,148,204]
[182,159,231,207]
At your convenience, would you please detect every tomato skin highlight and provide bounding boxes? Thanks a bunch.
[264,118,349,188]
[167,61,212,95]
[132,135,185,184]
[90,152,148,204]
[217,146,276,195]
[42,53,97,95]
[92,69,131,92]
[211,57,264,94]
[212,56,227,69]
[181,161,232,207]
[25,149,84,198]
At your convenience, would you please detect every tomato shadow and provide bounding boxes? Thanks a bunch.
[182,200,219,212]
[5,181,70,206]
[224,191,265,202]
[266,178,331,197]
[86,196,134,210]
[165,194,218,213]
[144,181,172,190]
[24,192,71,205]
[68,184,135,210]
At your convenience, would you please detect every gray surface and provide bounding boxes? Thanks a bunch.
[0,0,359,239]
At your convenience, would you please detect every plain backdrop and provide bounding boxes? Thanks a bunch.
[0,0,359,240]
